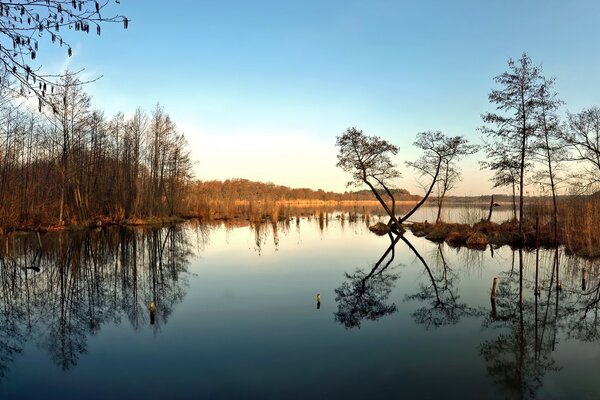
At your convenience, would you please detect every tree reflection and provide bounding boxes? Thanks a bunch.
[334,233,401,329]
[560,257,600,343]
[0,225,192,377]
[403,238,481,329]
[332,211,600,397]
[479,248,560,400]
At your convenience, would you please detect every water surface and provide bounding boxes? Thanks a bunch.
[0,208,598,399]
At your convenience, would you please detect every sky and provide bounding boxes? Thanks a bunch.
[37,0,600,195]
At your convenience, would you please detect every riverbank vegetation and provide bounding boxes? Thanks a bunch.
[0,72,192,232]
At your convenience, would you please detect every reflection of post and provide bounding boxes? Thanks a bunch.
[555,248,562,291]
[490,277,498,319]
[582,268,587,291]
[491,277,499,299]
[535,216,540,296]
[534,290,539,358]
[519,248,524,303]
[150,301,156,325]
[316,293,321,310]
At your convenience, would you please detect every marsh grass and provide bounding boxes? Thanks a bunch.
[407,195,600,257]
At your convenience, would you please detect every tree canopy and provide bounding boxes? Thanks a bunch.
[336,127,402,228]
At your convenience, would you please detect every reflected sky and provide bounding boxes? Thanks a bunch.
[0,209,599,399]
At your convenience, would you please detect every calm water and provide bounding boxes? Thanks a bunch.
[0,208,598,399]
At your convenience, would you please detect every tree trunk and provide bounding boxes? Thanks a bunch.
[487,195,494,222]
[400,158,443,223]
[372,176,398,229]
[363,179,400,228]
[512,181,517,221]
[519,133,526,237]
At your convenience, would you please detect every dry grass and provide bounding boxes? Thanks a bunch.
[407,196,600,257]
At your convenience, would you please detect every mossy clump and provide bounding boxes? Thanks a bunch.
[426,223,453,242]
[466,231,488,249]
[369,222,390,236]
[473,220,498,235]
[410,222,432,237]
[445,227,472,246]
[488,220,520,246]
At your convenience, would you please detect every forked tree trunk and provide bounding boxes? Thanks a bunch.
[400,158,443,224]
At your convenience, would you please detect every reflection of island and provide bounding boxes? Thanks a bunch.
[402,239,481,329]
[333,224,600,397]
[479,248,561,399]
[0,225,192,379]
[474,247,600,399]
[334,233,401,329]
[334,233,481,330]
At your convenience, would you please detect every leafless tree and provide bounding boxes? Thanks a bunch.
[532,77,563,244]
[480,142,521,220]
[482,53,544,237]
[560,106,600,192]
[405,131,478,223]
[336,127,402,230]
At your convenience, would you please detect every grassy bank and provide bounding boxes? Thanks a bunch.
[408,217,600,258]
[2,215,191,235]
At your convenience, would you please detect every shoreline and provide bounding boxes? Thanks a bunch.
[407,220,599,258]
[3,216,192,235]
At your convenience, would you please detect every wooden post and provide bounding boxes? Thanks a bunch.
[582,268,587,291]
[150,301,156,325]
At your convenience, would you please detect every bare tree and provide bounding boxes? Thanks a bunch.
[336,127,402,230]
[47,71,91,224]
[404,131,477,223]
[433,138,478,222]
[561,106,600,192]
[532,77,563,244]
[480,142,521,220]
[482,53,543,237]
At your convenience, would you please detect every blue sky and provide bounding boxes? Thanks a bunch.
[40,0,600,195]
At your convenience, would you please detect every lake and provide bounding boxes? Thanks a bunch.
[0,206,598,399]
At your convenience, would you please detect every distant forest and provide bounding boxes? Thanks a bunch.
[189,179,422,205]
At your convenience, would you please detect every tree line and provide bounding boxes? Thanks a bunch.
[0,71,192,230]
[190,178,420,206]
